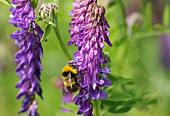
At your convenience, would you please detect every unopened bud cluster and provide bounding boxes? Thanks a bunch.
[39,2,58,20]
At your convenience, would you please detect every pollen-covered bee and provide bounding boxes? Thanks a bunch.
[61,63,79,95]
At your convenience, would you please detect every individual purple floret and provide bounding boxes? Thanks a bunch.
[68,0,112,116]
[9,0,43,115]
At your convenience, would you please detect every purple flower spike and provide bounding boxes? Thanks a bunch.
[68,0,112,116]
[9,0,43,115]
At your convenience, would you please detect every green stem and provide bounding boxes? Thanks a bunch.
[53,26,72,61]
[0,0,13,6]
[169,1,170,27]
[117,0,127,37]
[94,100,101,116]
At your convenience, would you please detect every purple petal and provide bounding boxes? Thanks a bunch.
[100,90,108,99]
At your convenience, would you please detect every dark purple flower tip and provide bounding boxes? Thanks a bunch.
[33,83,43,99]
[104,36,112,46]
[19,108,28,113]
[35,69,41,81]
[68,40,75,45]
[77,110,83,114]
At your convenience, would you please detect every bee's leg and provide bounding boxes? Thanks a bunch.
[62,87,68,96]
[63,88,66,96]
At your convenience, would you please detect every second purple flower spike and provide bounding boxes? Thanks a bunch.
[9,0,43,115]
[68,0,112,116]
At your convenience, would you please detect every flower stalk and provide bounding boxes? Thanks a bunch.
[94,100,101,116]
[117,0,127,37]
[39,2,71,61]
[53,25,72,61]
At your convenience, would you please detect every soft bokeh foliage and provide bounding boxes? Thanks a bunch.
[1,0,170,116]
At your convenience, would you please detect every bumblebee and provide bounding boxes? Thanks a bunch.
[61,63,79,94]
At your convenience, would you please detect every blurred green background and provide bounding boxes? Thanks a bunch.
[1,0,170,116]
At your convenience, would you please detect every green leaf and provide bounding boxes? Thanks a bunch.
[41,24,52,42]
[107,74,133,85]
[113,105,132,113]
[31,0,38,9]
[101,100,135,113]
[135,92,158,107]
[36,16,43,22]
[117,78,134,85]
[108,0,116,8]
[107,91,132,101]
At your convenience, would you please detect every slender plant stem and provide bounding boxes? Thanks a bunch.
[117,0,127,37]
[94,100,101,116]
[0,0,15,6]
[169,1,170,27]
[53,26,72,61]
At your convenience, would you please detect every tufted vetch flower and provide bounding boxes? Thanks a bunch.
[9,0,43,115]
[68,0,112,116]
